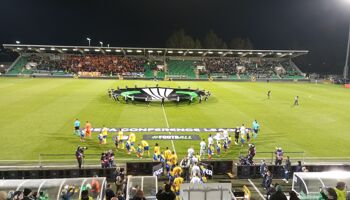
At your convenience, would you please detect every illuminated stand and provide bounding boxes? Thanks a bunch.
[292,172,350,199]
[0,177,106,200]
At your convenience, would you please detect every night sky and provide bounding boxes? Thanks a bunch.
[1,0,350,74]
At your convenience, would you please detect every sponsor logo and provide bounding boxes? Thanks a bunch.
[143,134,201,140]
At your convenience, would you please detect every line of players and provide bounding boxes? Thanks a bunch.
[74,118,260,161]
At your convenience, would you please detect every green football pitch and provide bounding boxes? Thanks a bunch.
[0,77,349,164]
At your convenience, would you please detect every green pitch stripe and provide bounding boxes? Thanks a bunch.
[120,91,141,98]
[175,91,198,98]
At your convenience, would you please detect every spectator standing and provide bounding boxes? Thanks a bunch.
[105,184,116,200]
[335,182,346,200]
[269,185,287,200]
[156,184,176,200]
[274,147,283,166]
[116,191,125,200]
[23,188,32,200]
[289,191,300,200]
[295,161,303,172]
[180,156,190,182]
[81,190,93,200]
[282,156,291,183]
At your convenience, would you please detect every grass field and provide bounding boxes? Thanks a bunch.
[0,77,350,164]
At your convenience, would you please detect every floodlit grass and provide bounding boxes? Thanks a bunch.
[0,77,349,163]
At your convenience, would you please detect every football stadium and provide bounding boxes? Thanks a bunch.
[1,1,350,200]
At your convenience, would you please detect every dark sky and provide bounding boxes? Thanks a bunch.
[1,0,350,74]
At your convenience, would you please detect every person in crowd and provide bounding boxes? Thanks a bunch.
[164,147,172,161]
[85,121,91,138]
[295,161,303,172]
[141,140,150,157]
[80,190,93,200]
[282,156,291,183]
[294,96,299,106]
[320,187,338,200]
[23,188,32,200]
[156,183,176,200]
[269,185,287,200]
[115,168,126,194]
[274,147,284,165]
[74,118,81,136]
[116,191,125,200]
[118,130,124,149]
[190,173,202,184]
[180,156,190,182]
[263,171,273,190]
[252,120,260,139]
[240,124,246,147]
[0,191,7,200]
[334,182,346,200]
[75,146,85,169]
[208,144,214,160]
[289,191,300,200]
[60,185,75,200]
[234,126,240,145]
[105,184,116,200]
[191,163,201,178]
[260,160,267,178]
[131,190,146,200]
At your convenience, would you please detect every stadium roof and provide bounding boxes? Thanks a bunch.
[3,44,308,58]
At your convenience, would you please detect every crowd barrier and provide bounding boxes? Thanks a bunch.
[235,164,350,179]
[0,168,118,181]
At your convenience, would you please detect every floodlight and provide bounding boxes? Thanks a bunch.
[106,49,111,52]
[84,49,90,52]
[15,41,20,44]
[167,51,173,53]
[148,50,153,53]
[62,48,68,51]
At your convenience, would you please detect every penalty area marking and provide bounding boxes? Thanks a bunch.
[248,179,266,200]
[161,105,176,155]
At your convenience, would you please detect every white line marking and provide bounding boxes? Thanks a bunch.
[248,179,266,200]
[162,105,176,155]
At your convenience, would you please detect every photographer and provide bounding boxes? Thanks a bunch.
[75,146,87,169]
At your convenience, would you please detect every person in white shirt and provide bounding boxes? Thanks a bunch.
[190,173,202,184]
[223,129,229,139]
[208,134,213,148]
[199,139,206,159]
[191,163,201,177]
[240,124,246,135]
[187,147,195,160]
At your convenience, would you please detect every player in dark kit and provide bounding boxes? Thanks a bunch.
[294,96,299,106]
[267,90,271,99]
[161,97,165,106]
[234,126,240,145]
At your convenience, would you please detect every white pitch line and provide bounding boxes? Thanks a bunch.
[161,105,176,155]
[248,179,266,200]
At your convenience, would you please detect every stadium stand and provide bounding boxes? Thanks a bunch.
[3,45,308,81]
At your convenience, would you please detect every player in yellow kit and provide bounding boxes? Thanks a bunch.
[169,151,178,166]
[101,126,108,144]
[172,175,184,195]
[128,132,136,152]
[141,140,150,157]
[164,147,172,161]
[153,143,160,161]
[118,130,124,149]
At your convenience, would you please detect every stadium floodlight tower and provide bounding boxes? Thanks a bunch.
[344,24,350,80]
[86,37,91,46]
